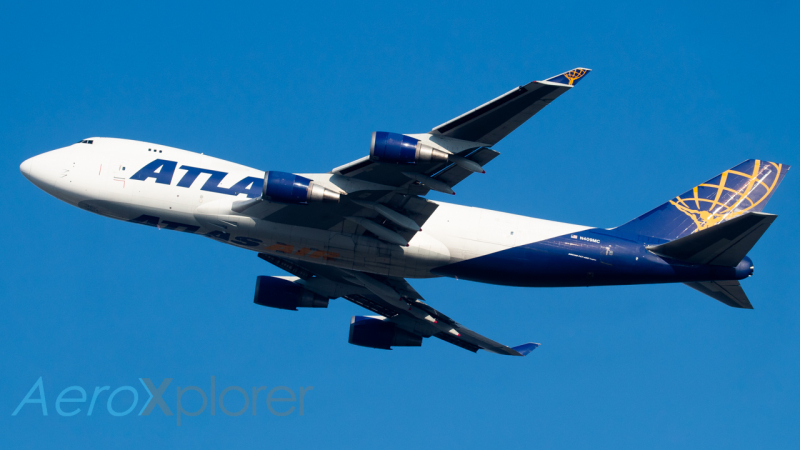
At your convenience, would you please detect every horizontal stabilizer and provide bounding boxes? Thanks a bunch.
[647,212,777,266]
[684,280,753,309]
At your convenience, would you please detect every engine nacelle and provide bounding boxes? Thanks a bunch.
[262,171,340,204]
[348,316,423,350]
[370,131,449,165]
[253,276,329,311]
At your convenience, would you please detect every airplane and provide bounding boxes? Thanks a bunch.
[19,68,790,356]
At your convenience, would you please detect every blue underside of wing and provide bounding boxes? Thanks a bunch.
[512,343,540,356]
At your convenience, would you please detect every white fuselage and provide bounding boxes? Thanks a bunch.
[21,138,591,279]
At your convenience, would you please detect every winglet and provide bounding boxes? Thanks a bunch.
[512,342,541,356]
[544,68,591,86]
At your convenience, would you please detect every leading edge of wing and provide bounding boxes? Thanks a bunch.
[430,67,591,145]
[436,324,540,357]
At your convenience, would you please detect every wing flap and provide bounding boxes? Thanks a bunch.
[433,147,500,188]
[331,156,374,177]
[330,145,494,189]
[435,331,480,353]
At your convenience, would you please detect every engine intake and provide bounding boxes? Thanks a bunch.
[263,171,340,204]
[253,276,329,311]
[370,132,449,165]
[348,316,423,350]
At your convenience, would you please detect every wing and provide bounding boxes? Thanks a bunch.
[332,67,591,190]
[258,253,539,356]
[431,67,591,145]
[232,69,590,252]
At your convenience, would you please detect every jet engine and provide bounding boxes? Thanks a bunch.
[263,171,340,204]
[370,131,450,165]
[253,276,329,311]
[348,316,423,350]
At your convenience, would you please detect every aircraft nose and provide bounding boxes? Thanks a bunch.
[20,149,67,191]
[20,157,34,179]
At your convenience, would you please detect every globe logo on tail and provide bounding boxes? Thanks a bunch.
[669,160,784,232]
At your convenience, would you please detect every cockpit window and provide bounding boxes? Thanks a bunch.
[77,139,94,144]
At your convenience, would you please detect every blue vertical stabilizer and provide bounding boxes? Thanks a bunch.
[614,160,789,241]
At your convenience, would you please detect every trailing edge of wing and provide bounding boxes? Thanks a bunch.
[430,67,591,146]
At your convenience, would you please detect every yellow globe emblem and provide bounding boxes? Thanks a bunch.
[669,160,783,232]
[563,69,589,86]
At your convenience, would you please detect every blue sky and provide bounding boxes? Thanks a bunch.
[2,1,798,448]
